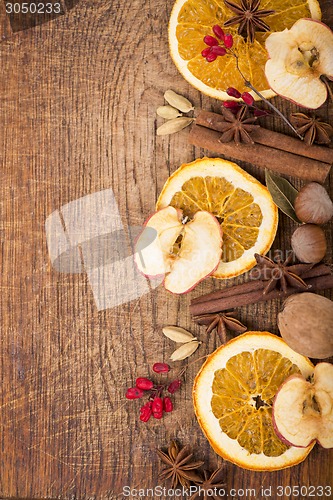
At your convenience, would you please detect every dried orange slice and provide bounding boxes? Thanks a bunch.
[156,157,278,279]
[169,0,321,100]
[193,332,315,470]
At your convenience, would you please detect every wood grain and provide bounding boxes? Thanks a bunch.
[0,0,332,498]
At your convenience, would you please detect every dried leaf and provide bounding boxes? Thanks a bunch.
[157,117,193,136]
[265,169,301,223]
[157,105,182,120]
[170,340,201,361]
[163,326,195,343]
[164,90,194,113]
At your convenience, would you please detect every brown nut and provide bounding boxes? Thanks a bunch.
[278,293,333,358]
[291,224,327,263]
[295,183,333,224]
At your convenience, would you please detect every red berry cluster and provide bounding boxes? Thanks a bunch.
[223,87,254,108]
[202,25,233,63]
[125,363,182,423]
[222,87,270,117]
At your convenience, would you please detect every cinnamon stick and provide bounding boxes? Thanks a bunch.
[196,111,333,165]
[190,271,333,316]
[189,124,331,183]
[191,264,332,305]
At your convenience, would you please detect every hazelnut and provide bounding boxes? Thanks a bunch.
[278,293,333,358]
[291,224,327,263]
[295,183,333,224]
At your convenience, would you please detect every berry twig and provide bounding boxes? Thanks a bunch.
[223,86,271,117]
[202,25,304,140]
[233,55,304,139]
[125,356,209,422]
[125,363,181,422]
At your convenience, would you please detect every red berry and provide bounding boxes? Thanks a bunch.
[140,402,152,422]
[213,25,224,40]
[206,52,217,62]
[126,387,144,400]
[168,380,182,394]
[201,47,212,57]
[152,397,164,419]
[152,362,170,374]
[152,397,163,411]
[211,46,226,56]
[222,100,240,109]
[140,412,150,422]
[203,35,219,47]
[163,397,173,412]
[224,33,233,48]
[254,108,270,117]
[136,377,154,391]
[226,87,241,98]
[241,92,254,106]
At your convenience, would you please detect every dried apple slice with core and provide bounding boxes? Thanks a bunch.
[135,206,183,277]
[134,206,222,294]
[265,19,333,108]
[273,363,333,448]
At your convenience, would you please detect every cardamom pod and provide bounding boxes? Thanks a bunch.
[162,326,195,343]
[156,117,193,136]
[170,340,201,362]
[156,105,182,120]
[164,90,194,113]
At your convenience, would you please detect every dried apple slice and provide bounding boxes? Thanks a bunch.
[134,206,222,294]
[273,363,333,449]
[265,19,333,109]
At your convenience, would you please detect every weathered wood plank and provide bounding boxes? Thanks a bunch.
[0,0,332,498]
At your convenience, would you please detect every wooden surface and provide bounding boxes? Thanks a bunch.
[0,1,332,498]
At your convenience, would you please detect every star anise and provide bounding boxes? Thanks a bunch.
[157,441,204,489]
[194,311,247,343]
[224,0,275,44]
[190,467,227,500]
[217,106,259,144]
[290,113,333,146]
[254,252,314,295]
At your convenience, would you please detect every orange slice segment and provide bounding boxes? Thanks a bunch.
[193,332,315,470]
[169,0,321,100]
[156,157,278,279]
